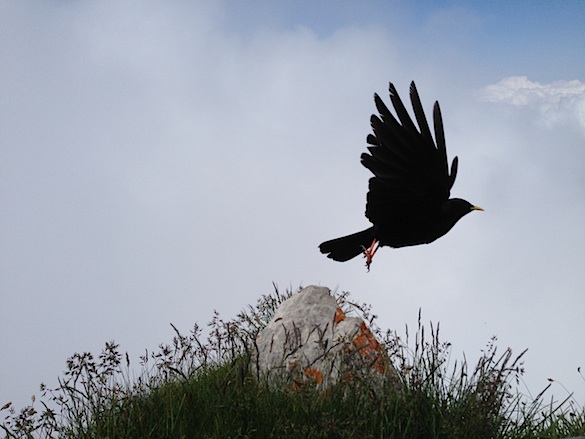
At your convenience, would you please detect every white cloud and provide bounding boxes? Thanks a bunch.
[479,76,585,130]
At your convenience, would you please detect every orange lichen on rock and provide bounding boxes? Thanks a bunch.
[304,368,323,384]
[334,307,346,324]
[289,366,324,392]
[348,321,389,375]
[336,304,389,376]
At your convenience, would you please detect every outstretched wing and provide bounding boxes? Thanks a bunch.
[360,82,458,227]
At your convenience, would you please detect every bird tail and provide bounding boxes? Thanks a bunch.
[319,227,374,262]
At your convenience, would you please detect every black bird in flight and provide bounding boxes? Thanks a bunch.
[319,81,483,270]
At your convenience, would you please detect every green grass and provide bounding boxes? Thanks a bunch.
[2,286,584,438]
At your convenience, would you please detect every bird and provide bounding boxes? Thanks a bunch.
[319,81,483,270]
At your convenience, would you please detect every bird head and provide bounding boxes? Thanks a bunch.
[440,198,483,234]
[444,198,483,214]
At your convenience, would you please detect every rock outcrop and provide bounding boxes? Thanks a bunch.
[254,285,396,389]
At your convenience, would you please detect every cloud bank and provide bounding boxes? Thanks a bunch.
[480,76,585,130]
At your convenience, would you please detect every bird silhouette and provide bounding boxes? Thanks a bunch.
[319,81,482,270]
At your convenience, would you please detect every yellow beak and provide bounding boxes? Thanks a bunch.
[472,205,484,211]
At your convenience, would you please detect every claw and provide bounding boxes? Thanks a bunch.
[361,238,379,271]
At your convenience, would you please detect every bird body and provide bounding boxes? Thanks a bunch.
[319,82,482,269]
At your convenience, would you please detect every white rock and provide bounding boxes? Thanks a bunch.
[254,285,394,388]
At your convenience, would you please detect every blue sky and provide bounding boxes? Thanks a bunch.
[225,1,585,80]
[1,1,584,412]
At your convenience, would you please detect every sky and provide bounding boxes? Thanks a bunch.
[1,0,584,412]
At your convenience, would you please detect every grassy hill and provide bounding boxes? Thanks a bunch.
[2,287,583,438]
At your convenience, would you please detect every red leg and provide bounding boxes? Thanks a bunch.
[361,238,379,271]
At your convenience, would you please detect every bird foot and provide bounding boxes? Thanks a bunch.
[361,239,379,272]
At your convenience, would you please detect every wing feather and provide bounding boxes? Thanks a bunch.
[409,82,433,143]
[361,82,456,226]
[433,102,449,179]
